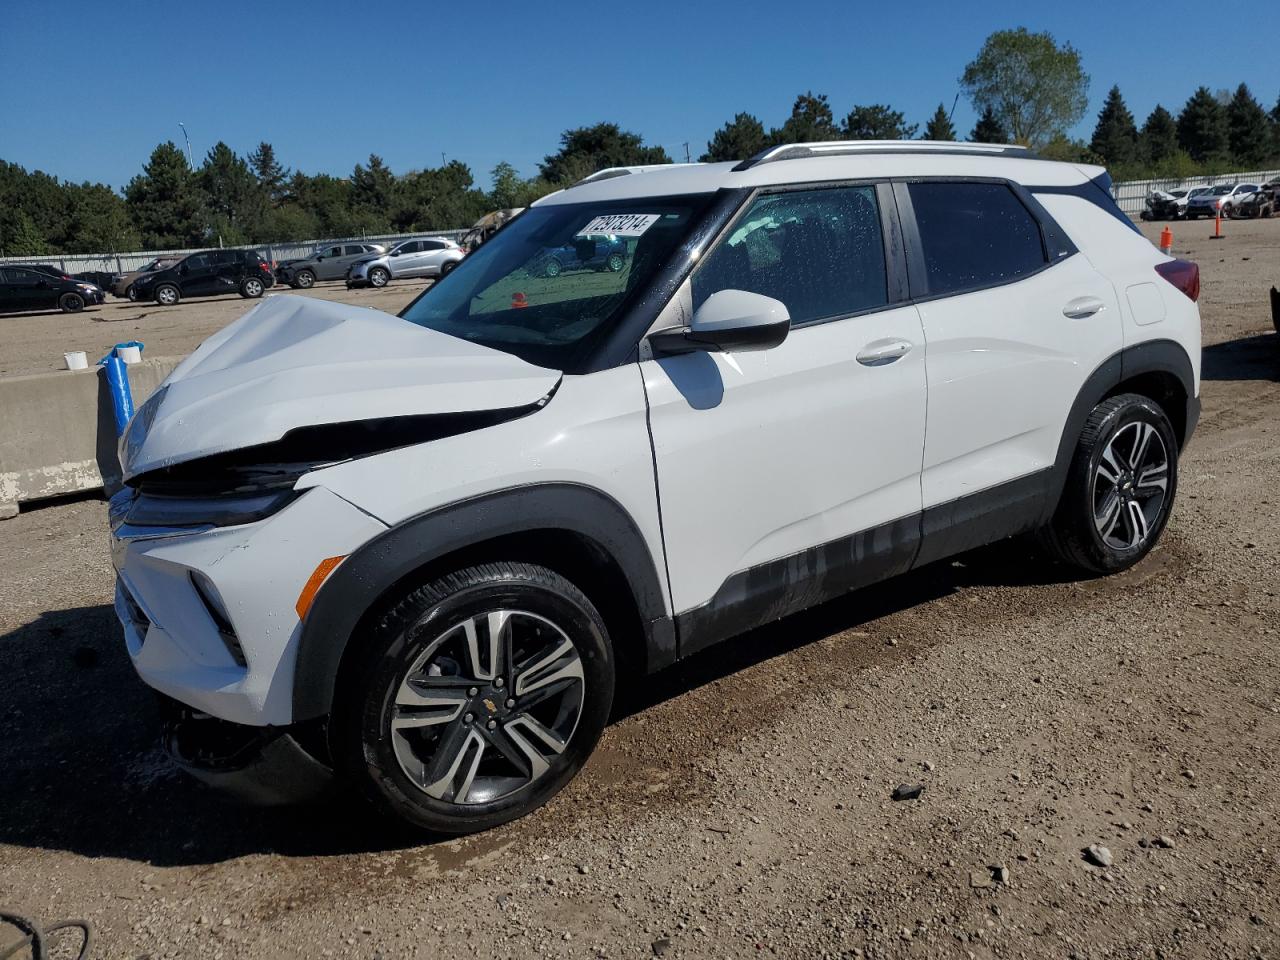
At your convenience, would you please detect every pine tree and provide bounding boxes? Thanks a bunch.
[770,93,840,144]
[124,141,205,248]
[1139,105,1179,165]
[1176,87,1229,163]
[248,142,291,204]
[843,104,918,140]
[1225,83,1270,167]
[4,209,47,256]
[1089,85,1139,167]
[198,142,262,243]
[970,106,1008,143]
[701,113,768,162]
[924,104,956,141]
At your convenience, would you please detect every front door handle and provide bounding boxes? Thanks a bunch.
[1063,296,1107,319]
[856,338,913,366]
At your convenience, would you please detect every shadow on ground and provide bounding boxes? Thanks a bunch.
[1202,331,1280,382]
[0,539,1075,868]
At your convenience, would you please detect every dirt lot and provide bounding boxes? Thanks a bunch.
[1,220,1279,959]
[0,279,429,378]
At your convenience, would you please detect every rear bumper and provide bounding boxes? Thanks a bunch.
[1183,395,1201,451]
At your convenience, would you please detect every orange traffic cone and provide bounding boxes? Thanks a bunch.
[1210,211,1225,240]
[1159,225,1173,254]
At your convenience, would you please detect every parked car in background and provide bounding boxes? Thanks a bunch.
[275,243,386,289]
[113,257,183,300]
[131,249,274,305]
[0,265,105,313]
[1145,186,1210,220]
[531,234,628,277]
[346,238,463,288]
[1186,183,1260,219]
[1234,180,1277,219]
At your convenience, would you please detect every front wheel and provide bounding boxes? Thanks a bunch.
[606,252,625,272]
[240,277,265,298]
[334,562,614,835]
[59,292,85,313]
[1040,393,1178,574]
[127,285,139,302]
[294,269,315,289]
[368,267,390,288]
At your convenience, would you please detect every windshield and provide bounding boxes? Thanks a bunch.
[399,195,714,370]
[1189,187,1210,196]
[1211,185,1232,195]
[1169,190,1187,198]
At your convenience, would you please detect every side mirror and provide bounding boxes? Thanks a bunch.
[179,265,188,275]
[390,250,400,257]
[650,289,790,355]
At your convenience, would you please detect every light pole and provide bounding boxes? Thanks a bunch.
[178,122,194,169]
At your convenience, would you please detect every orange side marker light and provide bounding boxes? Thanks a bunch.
[296,555,346,620]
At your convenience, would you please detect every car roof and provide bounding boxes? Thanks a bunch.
[534,142,1101,206]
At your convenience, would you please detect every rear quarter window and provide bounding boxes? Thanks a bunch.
[907,181,1047,297]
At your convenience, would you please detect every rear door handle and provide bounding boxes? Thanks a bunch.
[1063,296,1106,319]
[856,338,913,366]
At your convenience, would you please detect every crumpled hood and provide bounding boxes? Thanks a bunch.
[122,294,560,479]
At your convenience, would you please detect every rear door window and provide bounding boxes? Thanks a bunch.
[692,185,888,326]
[906,181,1047,296]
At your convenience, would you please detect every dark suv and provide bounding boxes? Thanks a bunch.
[132,249,274,305]
[0,265,106,314]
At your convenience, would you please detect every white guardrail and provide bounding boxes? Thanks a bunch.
[0,229,468,275]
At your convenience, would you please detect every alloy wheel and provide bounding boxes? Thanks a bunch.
[1092,420,1169,551]
[389,609,585,805]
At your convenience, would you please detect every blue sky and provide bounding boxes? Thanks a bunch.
[2,0,1276,191]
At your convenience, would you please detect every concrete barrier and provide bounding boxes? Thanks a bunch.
[0,356,181,518]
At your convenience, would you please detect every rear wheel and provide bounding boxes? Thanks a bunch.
[543,259,562,278]
[58,292,85,313]
[1040,394,1178,574]
[295,269,315,289]
[606,252,625,272]
[334,562,614,835]
[369,267,390,288]
[155,284,180,306]
[240,277,265,298]
[439,260,458,278]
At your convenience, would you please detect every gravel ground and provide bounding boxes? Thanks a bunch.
[0,279,428,378]
[1,220,1278,959]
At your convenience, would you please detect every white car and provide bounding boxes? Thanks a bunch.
[109,141,1202,833]
[1185,182,1261,219]
[346,237,464,288]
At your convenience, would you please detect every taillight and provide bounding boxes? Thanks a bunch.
[259,262,270,273]
[1155,259,1200,302]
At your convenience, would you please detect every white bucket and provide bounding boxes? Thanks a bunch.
[64,351,88,371]
[117,345,142,364]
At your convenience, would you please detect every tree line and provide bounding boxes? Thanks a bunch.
[3,27,1279,257]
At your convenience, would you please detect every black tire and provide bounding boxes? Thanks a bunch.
[239,277,265,299]
[543,258,562,278]
[334,562,614,835]
[1040,393,1178,575]
[606,252,625,272]
[295,269,315,289]
[154,284,181,306]
[58,292,85,313]
[369,267,390,288]
[127,284,139,302]
[439,259,458,278]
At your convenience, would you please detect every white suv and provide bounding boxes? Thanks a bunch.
[346,237,464,288]
[109,141,1202,833]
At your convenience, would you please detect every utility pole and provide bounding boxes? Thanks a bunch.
[178,122,194,169]
[683,142,691,164]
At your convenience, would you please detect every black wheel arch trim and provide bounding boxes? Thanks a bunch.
[292,482,673,722]
[1042,338,1196,526]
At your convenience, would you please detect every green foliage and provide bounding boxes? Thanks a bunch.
[924,104,956,141]
[248,142,291,204]
[198,142,263,245]
[770,92,840,144]
[489,162,557,210]
[701,113,768,162]
[539,123,670,184]
[843,104,918,140]
[970,106,1009,143]
[1089,86,1139,168]
[1176,87,1229,163]
[1226,83,1270,167]
[961,28,1089,148]
[65,182,140,253]
[1139,105,1179,166]
[4,209,47,256]
[125,141,205,248]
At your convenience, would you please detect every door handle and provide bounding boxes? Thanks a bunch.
[1063,296,1106,319]
[856,338,913,366]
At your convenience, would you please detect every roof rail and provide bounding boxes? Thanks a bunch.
[731,140,1035,172]
[571,164,687,188]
